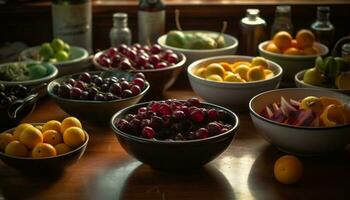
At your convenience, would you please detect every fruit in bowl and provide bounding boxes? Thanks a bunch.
[37,38,71,62]
[110,98,239,170]
[0,117,88,172]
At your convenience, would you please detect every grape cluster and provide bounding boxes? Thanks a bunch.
[52,72,147,101]
[116,98,234,141]
[96,44,180,70]
[0,84,29,107]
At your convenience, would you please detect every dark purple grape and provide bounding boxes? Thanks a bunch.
[94,93,105,101]
[126,50,137,61]
[118,44,129,54]
[105,93,115,101]
[98,55,111,67]
[149,54,160,65]
[208,109,218,121]
[119,59,132,70]
[70,87,82,99]
[79,72,91,83]
[109,83,122,96]
[195,128,209,139]
[187,98,201,107]
[120,81,130,90]
[142,126,155,139]
[133,78,145,90]
[130,118,141,134]
[135,72,146,80]
[74,81,86,91]
[117,119,132,133]
[207,122,222,136]
[80,91,89,100]
[167,53,178,64]
[144,63,154,69]
[107,47,118,57]
[58,84,71,98]
[133,43,142,49]
[130,85,141,95]
[121,89,133,98]
[172,110,186,121]
[91,76,103,86]
[68,78,76,86]
[190,109,205,123]
[150,44,162,54]
[88,87,98,99]
[136,55,148,67]
[100,83,109,92]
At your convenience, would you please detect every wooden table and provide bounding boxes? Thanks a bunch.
[0,80,349,200]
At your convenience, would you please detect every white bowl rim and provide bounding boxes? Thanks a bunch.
[157,30,239,53]
[92,50,186,73]
[187,55,283,87]
[249,88,350,130]
[294,70,350,92]
[0,123,89,160]
[258,40,329,59]
[0,61,58,85]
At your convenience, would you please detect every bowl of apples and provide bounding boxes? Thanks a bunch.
[249,88,350,156]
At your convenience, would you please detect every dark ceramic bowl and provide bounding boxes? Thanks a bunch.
[0,123,89,172]
[47,71,150,124]
[92,50,186,95]
[110,101,240,170]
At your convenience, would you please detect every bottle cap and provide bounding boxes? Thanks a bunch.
[317,6,330,20]
[113,13,127,20]
[247,9,260,20]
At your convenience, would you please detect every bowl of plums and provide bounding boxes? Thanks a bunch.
[258,29,328,86]
[0,84,39,132]
[47,71,149,124]
[20,38,89,76]
[249,88,350,156]
[187,55,282,110]
[92,44,186,95]
[111,98,240,170]
[0,117,89,173]
[295,56,350,94]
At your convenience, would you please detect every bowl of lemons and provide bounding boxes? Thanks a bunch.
[259,29,328,87]
[0,117,88,173]
[20,38,89,76]
[187,55,282,111]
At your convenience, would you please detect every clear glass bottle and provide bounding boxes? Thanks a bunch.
[311,6,335,48]
[271,5,294,37]
[110,13,132,47]
[52,0,92,53]
[138,0,165,45]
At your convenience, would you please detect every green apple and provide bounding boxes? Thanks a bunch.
[39,42,54,61]
[51,38,65,52]
[54,50,69,61]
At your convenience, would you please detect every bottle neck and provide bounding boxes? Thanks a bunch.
[317,12,330,22]
[113,20,128,28]
[139,0,165,11]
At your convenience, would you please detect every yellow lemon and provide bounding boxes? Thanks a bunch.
[0,133,14,150]
[54,143,72,155]
[42,120,62,134]
[251,57,269,69]
[230,61,251,70]
[63,127,86,148]
[43,130,62,146]
[205,63,226,78]
[224,73,245,82]
[19,126,43,149]
[247,66,266,81]
[233,64,250,80]
[32,143,57,158]
[264,69,274,79]
[194,67,206,78]
[35,125,43,132]
[5,141,28,157]
[218,62,232,71]
[60,117,82,134]
[13,123,34,140]
[206,74,223,82]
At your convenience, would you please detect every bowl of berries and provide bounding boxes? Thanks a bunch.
[111,98,240,170]
[92,44,186,95]
[47,71,149,124]
[249,88,350,156]
[0,117,89,172]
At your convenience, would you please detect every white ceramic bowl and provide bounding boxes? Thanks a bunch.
[295,70,350,95]
[258,41,328,87]
[158,31,238,66]
[187,55,283,111]
[249,88,350,156]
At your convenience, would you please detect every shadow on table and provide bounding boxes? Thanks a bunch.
[247,145,350,200]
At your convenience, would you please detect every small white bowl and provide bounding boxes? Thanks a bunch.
[158,31,238,66]
[187,55,283,111]
[249,88,350,156]
[258,41,328,87]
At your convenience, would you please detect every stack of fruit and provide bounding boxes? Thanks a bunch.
[39,38,71,62]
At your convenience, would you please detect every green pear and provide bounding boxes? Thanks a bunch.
[165,30,186,48]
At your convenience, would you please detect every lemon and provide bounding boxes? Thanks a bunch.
[5,141,28,157]
[205,63,226,78]
[194,67,206,78]
[63,127,86,148]
[224,73,245,82]
[61,117,82,134]
[43,130,62,146]
[206,74,223,82]
[264,69,274,79]
[233,64,250,80]
[247,66,266,81]
[19,126,43,149]
[303,68,325,86]
[54,143,72,155]
[0,133,14,150]
[300,96,320,109]
[32,143,57,158]
[251,57,269,69]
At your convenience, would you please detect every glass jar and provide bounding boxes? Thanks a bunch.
[271,5,294,37]
[311,6,335,48]
[110,13,132,47]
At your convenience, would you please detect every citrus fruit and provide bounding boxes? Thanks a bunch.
[247,66,265,81]
[51,38,65,52]
[42,120,62,134]
[32,143,57,158]
[206,74,223,82]
[63,127,86,148]
[35,125,43,132]
[291,39,298,48]
[205,63,226,78]
[230,61,251,70]
[303,68,325,86]
[19,126,43,149]
[5,141,28,157]
[272,31,293,51]
[274,155,303,184]
[218,62,232,71]
[319,96,342,107]
[0,133,14,150]
[233,64,250,80]
[320,104,346,127]
[60,117,82,134]
[335,72,350,90]
[13,123,34,140]
[224,73,245,82]
[54,143,72,155]
[304,47,318,55]
[265,42,281,54]
[194,67,206,78]
[300,96,324,116]
[251,57,268,69]
[283,47,303,55]
[54,50,69,61]
[296,29,315,49]
[264,69,274,79]
[39,42,54,60]
[43,130,62,146]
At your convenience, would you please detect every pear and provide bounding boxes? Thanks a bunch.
[165,30,186,48]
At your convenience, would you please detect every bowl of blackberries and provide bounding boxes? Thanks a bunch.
[92,44,186,95]
[47,71,150,124]
[0,84,39,131]
[111,98,240,170]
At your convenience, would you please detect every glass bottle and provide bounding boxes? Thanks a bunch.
[138,0,165,45]
[52,0,92,53]
[311,6,335,48]
[110,13,132,47]
[271,5,294,37]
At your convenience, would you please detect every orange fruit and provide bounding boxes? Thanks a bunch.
[60,117,82,134]
[194,67,206,78]
[283,47,304,55]
[206,74,223,82]
[304,46,318,55]
[13,123,34,140]
[223,73,245,82]
[264,69,274,79]
[205,63,226,78]
[320,104,346,127]
[291,39,298,48]
[35,125,43,132]
[43,130,62,146]
[5,141,28,157]
[274,155,303,184]
[0,133,14,150]
[63,127,86,148]
[265,42,281,54]
[230,61,251,70]
[251,57,269,69]
[32,143,57,158]
[219,62,232,72]
[247,66,265,81]
[54,143,72,155]
[233,64,250,80]
[42,120,62,134]
[296,29,315,49]
[19,126,43,149]
[272,31,293,51]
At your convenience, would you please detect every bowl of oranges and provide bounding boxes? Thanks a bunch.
[258,29,329,86]
[187,55,282,110]
[0,117,88,172]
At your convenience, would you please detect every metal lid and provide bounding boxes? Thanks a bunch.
[342,43,350,54]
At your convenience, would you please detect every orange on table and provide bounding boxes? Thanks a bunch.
[5,141,28,157]
[300,96,324,116]
[296,29,315,49]
[43,130,62,146]
[13,123,34,140]
[274,155,303,184]
[0,133,14,150]
[19,126,43,149]
[319,96,342,107]
[42,120,62,134]
[60,117,82,134]
[32,143,57,158]
[272,31,293,51]
[265,42,281,54]
[283,47,304,55]
[55,143,72,155]
[63,127,86,148]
